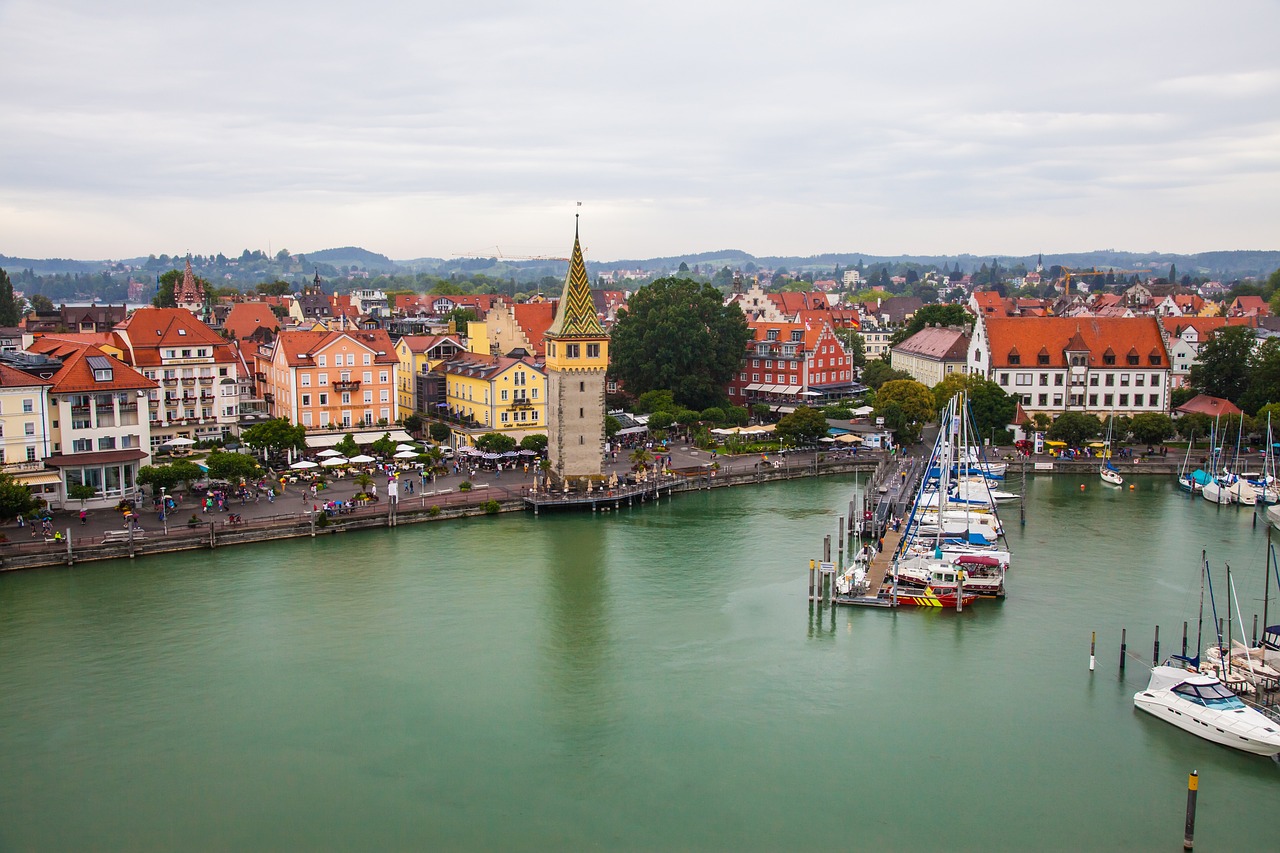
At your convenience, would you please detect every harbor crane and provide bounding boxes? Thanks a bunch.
[1061,267,1150,296]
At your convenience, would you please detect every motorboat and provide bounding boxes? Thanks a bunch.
[893,553,1004,599]
[1134,664,1280,757]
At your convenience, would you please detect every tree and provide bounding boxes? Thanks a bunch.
[0,268,24,326]
[965,378,1018,440]
[255,280,292,297]
[1177,412,1211,442]
[609,277,753,410]
[775,406,829,445]
[334,433,361,459]
[1170,387,1196,410]
[0,473,39,519]
[1240,337,1280,415]
[629,447,653,472]
[604,415,621,440]
[1045,412,1102,446]
[931,373,972,415]
[474,432,517,453]
[403,413,424,435]
[369,432,397,458]
[353,473,375,497]
[634,389,676,414]
[861,358,911,390]
[29,293,54,313]
[874,379,935,443]
[1189,325,1255,404]
[204,450,261,482]
[241,418,306,458]
[751,404,771,423]
[648,411,674,430]
[520,434,548,453]
[1128,412,1174,445]
[889,304,973,347]
[67,484,97,508]
[428,422,451,444]
[723,405,749,426]
[445,307,477,334]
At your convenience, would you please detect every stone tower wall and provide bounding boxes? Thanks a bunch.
[547,367,606,480]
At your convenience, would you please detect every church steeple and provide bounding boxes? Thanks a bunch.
[546,218,605,338]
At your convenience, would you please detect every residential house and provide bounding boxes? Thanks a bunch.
[111,308,245,450]
[1174,394,1242,419]
[20,342,154,508]
[256,329,399,430]
[0,359,59,507]
[1159,316,1255,389]
[436,353,547,448]
[890,327,970,387]
[393,334,464,419]
[969,316,1171,418]
[726,319,854,411]
[1227,295,1270,318]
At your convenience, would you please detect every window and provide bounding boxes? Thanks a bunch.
[318,373,328,386]
[1088,394,1098,407]
[1037,354,1050,366]
[1127,354,1139,365]
[1008,354,1021,365]
[1149,354,1162,365]
[22,398,33,413]
[363,354,371,366]
[1105,374,1114,386]
[587,343,600,358]
[346,354,356,366]
[363,371,373,383]
[302,413,313,426]
[301,394,311,406]
[1053,395,1063,406]
[318,393,328,405]
[1089,375,1099,386]
[1039,374,1049,386]
[1104,394,1113,406]
[579,381,585,392]
[531,389,538,399]
[1120,374,1130,386]
[999,373,1009,385]
[24,422,35,436]
[379,371,389,383]
[318,355,327,367]
[501,390,509,401]
[1054,375,1063,386]
[301,374,311,387]
[1135,375,1144,387]
[98,436,116,450]
[566,344,580,358]
[1150,394,1160,406]
[363,391,373,403]
[1119,394,1129,406]
[1038,394,1048,406]
[72,438,92,452]
[26,446,36,462]
[501,412,510,423]
[1015,373,1032,386]
[1103,354,1116,365]
[1151,374,1161,386]
[380,390,389,403]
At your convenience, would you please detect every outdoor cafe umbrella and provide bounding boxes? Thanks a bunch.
[395,443,417,452]
[348,454,376,463]
[164,437,196,446]
[482,453,502,460]
[290,460,319,470]
[320,457,349,467]
[317,448,344,457]
[517,449,537,455]
[393,450,419,459]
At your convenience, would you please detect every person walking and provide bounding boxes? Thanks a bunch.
[79,509,87,526]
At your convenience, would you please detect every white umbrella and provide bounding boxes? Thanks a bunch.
[317,448,344,457]
[819,436,836,443]
[395,443,417,452]
[394,450,419,459]
[349,454,377,463]
[321,457,349,467]
[290,460,319,470]
[165,437,196,446]
[482,452,501,460]
[518,449,537,456]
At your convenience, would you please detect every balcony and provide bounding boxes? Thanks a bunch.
[1,460,46,474]
[254,371,266,382]
[181,378,196,387]
[333,380,361,392]
[119,402,138,413]
[263,392,275,403]
[162,377,179,386]
[71,404,90,414]
[199,376,214,385]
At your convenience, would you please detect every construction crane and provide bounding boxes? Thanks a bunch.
[1061,267,1150,296]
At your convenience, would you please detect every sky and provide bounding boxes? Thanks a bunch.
[2,0,1278,263]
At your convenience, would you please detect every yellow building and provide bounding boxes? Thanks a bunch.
[0,363,60,505]
[438,353,547,448]
[393,334,463,419]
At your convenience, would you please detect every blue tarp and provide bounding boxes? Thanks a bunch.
[1185,469,1213,486]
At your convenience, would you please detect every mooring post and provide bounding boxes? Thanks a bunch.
[823,535,831,564]
[808,559,815,603]
[838,517,845,563]
[1252,613,1258,646]
[1183,771,1198,850]
[1089,630,1095,671]
[66,527,73,566]
[957,572,964,613]
[1182,621,1188,657]
[128,521,135,560]
[310,510,316,538]
[1120,628,1127,671]
[1153,625,1160,667]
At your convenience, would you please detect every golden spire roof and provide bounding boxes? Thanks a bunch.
[546,218,606,339]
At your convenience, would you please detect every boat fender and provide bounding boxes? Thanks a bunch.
[1080,484,1086,491]
[1129,484,1135,490]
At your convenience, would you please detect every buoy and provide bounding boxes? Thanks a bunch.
[1129,484,1135,490]
[1080,484,1086,491]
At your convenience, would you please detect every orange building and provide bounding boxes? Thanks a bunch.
[257,329,399,430]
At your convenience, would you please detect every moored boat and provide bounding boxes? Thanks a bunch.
[1133,664,1280,757]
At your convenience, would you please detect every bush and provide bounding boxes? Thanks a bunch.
[481,499,501,515]
[459,481,472,491]
[429,505,441,517]
[315,513,330,528]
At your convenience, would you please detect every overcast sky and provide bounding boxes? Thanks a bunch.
[2,0,1278,263]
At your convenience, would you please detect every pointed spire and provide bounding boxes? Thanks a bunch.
[546,217,606,339]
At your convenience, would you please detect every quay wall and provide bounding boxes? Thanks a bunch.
[0,454,1191,573]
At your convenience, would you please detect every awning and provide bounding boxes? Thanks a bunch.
[44,449,148,467]
[744,383,767,392]
[13,470,63,486]
[305,429,413,448]
[779,385,800,395]
[616,425,648,435]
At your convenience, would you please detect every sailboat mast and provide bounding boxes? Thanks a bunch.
[1226,564,1233,672]
[1197,550,1205,658]
[1266,527,1272,638]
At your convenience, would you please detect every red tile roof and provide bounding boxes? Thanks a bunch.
[271,329,399,368]
[893,327,970,360]
[114,307,237,367]
[0,363,53,388]
[1175,394,1242,418]
[514,302,556,355]
[25,340,155,394]
[223,303,282,342]
[983,317,1169,369]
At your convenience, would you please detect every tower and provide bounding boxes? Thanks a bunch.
[543,219,609,487]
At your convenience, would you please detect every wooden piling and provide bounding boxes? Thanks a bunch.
[808,559,815,603]
[1120,628,1126,671]
[1182,621,1188,658]
[1089,630,1095,671]
[1153,625,1160,667]
[1183,771,1198,850]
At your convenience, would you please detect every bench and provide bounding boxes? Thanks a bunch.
[103,529,147,541]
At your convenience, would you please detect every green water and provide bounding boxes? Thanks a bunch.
[2,475,1277,851]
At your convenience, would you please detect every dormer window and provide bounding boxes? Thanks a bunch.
[178,329,187,336]
[767,329,779,341]
[1103,347,1116,366]
[1007,347,1020,366]
[87,355,113,383]
[1037,348,1050,366]
[791,330,802,342]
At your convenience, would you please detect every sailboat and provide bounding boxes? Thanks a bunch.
[1177,430,1213,493]
[1133,551,1280,758]
[1099,413,1123,486]
[1201,414,1235,505]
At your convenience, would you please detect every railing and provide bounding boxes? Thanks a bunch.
[333,380,361,392]
[1,460,46,473]
[199,376,214,384]
[181,378,196,386]
[119,402,138,413]
[263,393,275,403]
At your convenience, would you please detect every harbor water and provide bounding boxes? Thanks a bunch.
[1,474,1277,850]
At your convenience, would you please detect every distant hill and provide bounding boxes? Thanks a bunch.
[303,247,398,271]
[0,254,111,275]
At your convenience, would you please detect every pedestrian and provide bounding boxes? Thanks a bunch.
[371,482,377,498]
[79,509,87,525]
[267,488,275,503]
[16,514,24,528]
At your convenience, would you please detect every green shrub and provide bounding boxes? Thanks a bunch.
[459,481,473,491]
[428,505,441,517]
[315,513,329,528]
[481,499,501,515]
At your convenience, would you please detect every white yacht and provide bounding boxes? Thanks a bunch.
[1134,664,1280,757]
